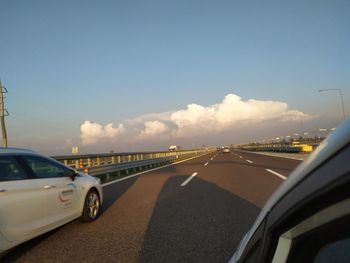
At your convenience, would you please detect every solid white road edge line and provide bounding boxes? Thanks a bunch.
[257,153,304,161]
[102,153,210,187]
[236,150,304,161]
[265,169,287,180]
[181,172,198,187]
[246,160,253,163]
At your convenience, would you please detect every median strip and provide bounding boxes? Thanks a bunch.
[265,169,287,180]
[181,172,198,187]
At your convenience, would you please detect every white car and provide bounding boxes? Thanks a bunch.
[0,148,103,254]
[223,147,231,153]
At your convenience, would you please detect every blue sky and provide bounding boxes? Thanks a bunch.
[0,0,349,154]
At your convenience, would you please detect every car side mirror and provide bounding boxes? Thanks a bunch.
[66,170,77,181]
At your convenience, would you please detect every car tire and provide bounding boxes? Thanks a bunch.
[80,189,100,222]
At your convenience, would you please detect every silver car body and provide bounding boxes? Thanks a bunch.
[0,149,103,253]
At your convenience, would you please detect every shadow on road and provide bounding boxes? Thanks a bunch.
[101,175,139,213]
[139,176,260,263]
[1,228,61,262]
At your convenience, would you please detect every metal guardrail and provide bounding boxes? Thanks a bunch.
[79,156,174,176]
[53,149,212,176]
[52,149,213,183]
[78,157,185,178]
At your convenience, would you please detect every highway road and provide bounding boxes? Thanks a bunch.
[2,150,301,263]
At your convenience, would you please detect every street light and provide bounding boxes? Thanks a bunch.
[318,88,346,121]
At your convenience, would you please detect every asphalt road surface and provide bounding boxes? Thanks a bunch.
[2,150,301,263]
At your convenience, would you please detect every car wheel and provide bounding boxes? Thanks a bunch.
[80,189,100,222]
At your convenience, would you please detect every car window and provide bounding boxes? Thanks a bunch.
[314,238,350,263]
[22,155,68,179]
[280,212,350,263]
[0,156,28,181]
[242,241,261,263]
[241,219,266,263]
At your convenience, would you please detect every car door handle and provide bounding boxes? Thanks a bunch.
[44,185,56,189]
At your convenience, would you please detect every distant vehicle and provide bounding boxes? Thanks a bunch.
[169,145,181,151]
[229,119,350,263]
[223,147,230,153]
[0,148,103,254]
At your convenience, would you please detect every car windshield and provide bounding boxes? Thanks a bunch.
[0,1,349,262]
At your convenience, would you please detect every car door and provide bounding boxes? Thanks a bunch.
[0,155,45,242]
[21,155,80,229]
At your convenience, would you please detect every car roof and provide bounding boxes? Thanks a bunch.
[235,118,350,260]
[0,147,37,155]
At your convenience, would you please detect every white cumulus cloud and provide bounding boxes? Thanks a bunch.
[136,120,170,140]
[169,94,311,137]
[80,121,125,145]
[79,93,313,146]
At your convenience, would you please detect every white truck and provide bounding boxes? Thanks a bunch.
[169,145,181,151]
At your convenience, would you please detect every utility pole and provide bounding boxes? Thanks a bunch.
[0,80,8,147]
[318,88,346,121]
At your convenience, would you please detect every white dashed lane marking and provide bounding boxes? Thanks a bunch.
[265,169,287,180]
[181,172,198,186]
